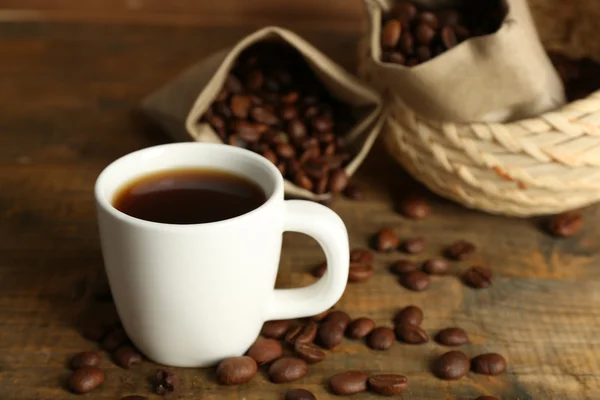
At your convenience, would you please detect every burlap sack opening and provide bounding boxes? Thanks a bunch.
[142,26,383,201]
[359,0,566,123]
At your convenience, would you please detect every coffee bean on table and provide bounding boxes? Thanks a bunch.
[268,357,308,383]
[325,310,351,329]
[318,320,345,349]
[435,328,470,346]
[422,258,450,275]
[547,212,584,237]
[394,305,424,326]
[398,196,431,219]
[261,320,290,339]
[329,371,369,395]
[285,324,304,345]
[68,367,105,394]
[312,262,327,278]
[350,248,373,264]
[155,369,178,394]
[368,374,409,396]
[400,270,430,291]
[311,308,332,321]
[395,324,429,344]
[471,353,507,375]
[374,228,400,252]
[294,342,326,364]
[296,321,319,344]
[70,352,101,370]
[463,266,492,289]
[346,318,376,339]
[402,237,425,254]
[367,327,395,350]
[382,19,403,48]
[445,240,476,260]
[216,356,258,385]
[348,263,374,282]
[285,389,316,400]
[434,351,470,380]
[391,259,417,274]
[102,327,128,352]
[247,338,283,365]
[114,345,143,369]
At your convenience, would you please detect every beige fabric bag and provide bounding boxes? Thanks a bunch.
[142,26,383,200]
[359,0,566,123]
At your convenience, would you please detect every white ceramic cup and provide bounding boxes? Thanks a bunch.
[95,143,349,367]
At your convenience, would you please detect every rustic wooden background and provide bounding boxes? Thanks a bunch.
[1,1,600,399]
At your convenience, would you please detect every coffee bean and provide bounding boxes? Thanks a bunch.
[226,74,242,93]
[418,11,439,29]
[280,105,298,120]
[343,184,364,200]
[475,397,500,400]
[471,353,507,375]
[445,240,476,260]
[288,119,307,140]
[368,374,409,396]
[329,371,368,395]
[312,308,332,321]
[400,270,430,291]
[350,248,373,264]
[268,357,308,383]
[381,19,402,49]
[415,23,436,45]
[295,172,314,191]
[441,26,458,49]
[230,95,252,119]
[348,263,374,282]
[402,237,425,254]
[101,327,128,352]
[251,106,278,125]
[245,69,264,91]
[276,143,295,159]
[233,121,265,142]
[70,352,101,370]
[285,324,304,345]
[399,196,431,219]
[216,356,257,385]
[394,305,424,326]
[434,351,470,380]
[463,266,492,289]
[548,212,583,237]
[68,366,104,394]
[395,324,429,344]
[329,169,348,194]
[423,258,450,275]
[346,318,376,340]
[261,320,290,339]
[325,310,351,329]
[435,328,470,346]
[390,1,418,22]
[318,320,345,349]
[374,228,399,252]
[113,345,142,369]
[155,369,178,394]
[247,338,283,365]
[296,321,319,344]
[454,24,471,40]
[281,91,299,104]
[120,396,147,400]
[399,32,415,54]
[285,389,316,400]
[391,260,417,275]
[294,342,326,364]
[367,327,395,350]
[385,51,406,65]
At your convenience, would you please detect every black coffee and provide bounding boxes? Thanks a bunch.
[113,168,266,224]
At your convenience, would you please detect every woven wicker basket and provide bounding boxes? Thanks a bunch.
[358,0,600,216]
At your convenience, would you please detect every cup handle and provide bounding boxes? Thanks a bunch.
[265,200,349,321]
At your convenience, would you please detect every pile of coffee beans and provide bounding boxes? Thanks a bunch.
[547,211,584,237]
[201,42,359,197]
[548,52,600,101]
[312,248,375,283]
[380,0,507,66]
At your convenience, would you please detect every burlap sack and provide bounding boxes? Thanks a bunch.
[359,0,566,122]
[141,26,383,201]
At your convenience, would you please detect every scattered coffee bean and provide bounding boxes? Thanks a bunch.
[268,357,308,383]
[402,237,425,254]
[101,327,128,352]
[463,266,492,289]
[82,318,109,342]
[374,228,400,252]
[475,397,500,400]
[343,184,364,200]
[471,353,507,375]
[395,324,429,344]
[434,350,470,380]
[547,212,584,237]
[70,352,100,370]
[445,240,476,260]
[329,371,369,395]
[346,318,376,339]
[120,396,148,400]
[261,320,290,339]
[400,270,430,291]
[113,345,142,369]
[398,196,431,219]
[348,263,374,282]
[155,369,178,394]
[216,356,258,385]
[435,328,470,346]
[422,258,450,275]
[68,366,105,394]
[325,310,351,329]
[247,338,283,365]
[294,342,326,364]
[367,327,396,350]
[368,374,409,396]
[312,308,332,321]
[350,248,373,264]
[285,324,304,345]
[318,320,345,349]
[285,389,316,400]
[394,305,424,326]
[296,321,319,344]
[382,19,403,48]
[391,259,417,275]
[312,262,327,278]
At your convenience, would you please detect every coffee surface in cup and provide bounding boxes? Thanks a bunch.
[113,168,266,224]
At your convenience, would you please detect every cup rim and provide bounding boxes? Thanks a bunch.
[94,142,284,230]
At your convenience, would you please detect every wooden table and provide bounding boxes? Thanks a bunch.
[1,15,600,400]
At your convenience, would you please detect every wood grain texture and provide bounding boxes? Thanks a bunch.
[0,19,600,400]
